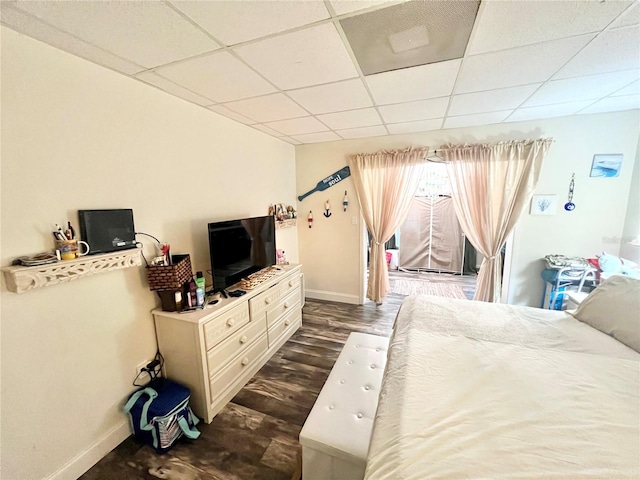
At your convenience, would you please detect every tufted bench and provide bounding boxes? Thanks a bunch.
[299,332,390,480]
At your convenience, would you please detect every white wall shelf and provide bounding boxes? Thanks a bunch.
[2,249,142,294]
[276,219,297,229]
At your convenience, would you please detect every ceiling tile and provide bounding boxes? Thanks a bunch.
[329,0,397,16]
[366,59,461,105]
[612,80,640,97]
[286,79,373,114]
[234,23,359,90]
[554,26,640,79]
[279,136,302,145]
[578,95,640,115]
[291,131,342,144]
[170,1,329,46]
[523,70,640,107]
[135,71,215,106]
[223,94,308,123]
[11,0,220,68]
[378,97,448,123]
[457,35,594,94]
[336,125,388,139]
[251,124,285,137]
[154,51,277,103]
[207,105,256,125]
[387,119,442,134]
[444,111,511,129]
[610,2,639,29]
[316,108,382,130]
[448,84,540,116]
[340,0,478,75]
[506,100,594,123]
[469,0,630,55]
[264,117,330,136]
[0,5,145,75]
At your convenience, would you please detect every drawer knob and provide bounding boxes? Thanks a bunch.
[241,357,249,366]
[265,298,271,304]
[284,302,290,309]
[227,318,235,327]
[288,281,293,287]
[239,335,247,344]
[285,319,291,326]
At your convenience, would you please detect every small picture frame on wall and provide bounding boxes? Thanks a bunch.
[530,194,557,215]
[590,154,623,178]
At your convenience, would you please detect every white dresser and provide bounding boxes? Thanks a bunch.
[153,264,303,423]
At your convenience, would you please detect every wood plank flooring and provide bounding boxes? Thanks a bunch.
[81,273,475,480]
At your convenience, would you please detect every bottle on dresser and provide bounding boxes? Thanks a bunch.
[195,272,206,307]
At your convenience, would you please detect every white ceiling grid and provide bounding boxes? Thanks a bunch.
[1,0,638,145]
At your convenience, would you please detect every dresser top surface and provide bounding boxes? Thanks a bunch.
[152,263,301,324]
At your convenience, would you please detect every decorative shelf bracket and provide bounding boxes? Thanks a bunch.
[2,249,142,294]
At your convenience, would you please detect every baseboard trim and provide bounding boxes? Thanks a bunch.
[305,289,360,305]
[46,420,131,480]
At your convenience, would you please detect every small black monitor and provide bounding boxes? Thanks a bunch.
[78,209,137,255]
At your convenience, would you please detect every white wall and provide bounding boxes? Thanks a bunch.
[295,111,639,306]
[1,27,297,480]
[619,136,640,264]
[295,148,364,304]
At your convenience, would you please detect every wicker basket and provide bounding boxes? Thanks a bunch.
[146,254,192,291]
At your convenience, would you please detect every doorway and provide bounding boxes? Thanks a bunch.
[363,162,479,302]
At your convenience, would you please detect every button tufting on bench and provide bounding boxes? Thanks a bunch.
[299,332,390,480]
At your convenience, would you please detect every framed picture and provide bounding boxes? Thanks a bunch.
[530,194,557,215]
[590,154,623,178]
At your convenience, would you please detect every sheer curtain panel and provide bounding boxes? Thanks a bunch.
[441,139,552,302]
[348,147,429,304]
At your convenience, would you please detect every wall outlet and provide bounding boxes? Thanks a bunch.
[135,360,153,385]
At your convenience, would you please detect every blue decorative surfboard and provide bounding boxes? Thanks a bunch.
[298,166,351,202]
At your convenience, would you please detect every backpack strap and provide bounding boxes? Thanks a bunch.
[188,407,200,427]
[123,387,158,433]
[177,416,201,439]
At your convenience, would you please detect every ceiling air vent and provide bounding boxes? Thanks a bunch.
[340,0,480,75]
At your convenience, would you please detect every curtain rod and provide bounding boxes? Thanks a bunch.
[433,139,555,153]
[426,138,555,161]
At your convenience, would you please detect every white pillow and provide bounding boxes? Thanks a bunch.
[571,275,640,352]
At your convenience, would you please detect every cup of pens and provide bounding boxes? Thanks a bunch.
[53,222,89,260]
[56,239,90,260]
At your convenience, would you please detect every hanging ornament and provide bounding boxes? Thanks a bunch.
[564,173,576,211]
[308,211,313,228]
[324,200,332,218]
[343,190,349,212]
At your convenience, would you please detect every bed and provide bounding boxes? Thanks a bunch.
[365,276,640,479]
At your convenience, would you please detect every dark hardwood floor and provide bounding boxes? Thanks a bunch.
[81,272,475,480]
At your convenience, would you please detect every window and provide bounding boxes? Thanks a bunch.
[415,162,451,197]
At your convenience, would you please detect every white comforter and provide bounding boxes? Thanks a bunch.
[365,295,640,479]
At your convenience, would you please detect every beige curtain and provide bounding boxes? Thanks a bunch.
[441,139,552,302]
[348,147,429,304]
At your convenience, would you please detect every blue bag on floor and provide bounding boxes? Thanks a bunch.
[124,378,200,454]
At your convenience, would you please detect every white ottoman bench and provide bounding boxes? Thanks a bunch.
[299,332,390,480]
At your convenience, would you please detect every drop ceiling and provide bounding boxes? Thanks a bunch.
[1,0,639,145]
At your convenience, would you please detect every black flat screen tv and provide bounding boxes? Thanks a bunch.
[208,215,276,291]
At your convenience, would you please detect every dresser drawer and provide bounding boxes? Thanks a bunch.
[207,317,265,376]
[203,301,250,350]
[266,288,301,328]
[268,308,301,348]
[209,334,268,401]
[250,273,301,319]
